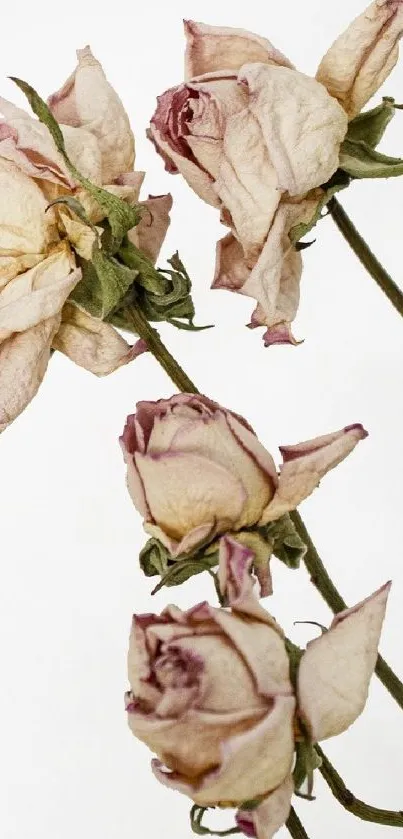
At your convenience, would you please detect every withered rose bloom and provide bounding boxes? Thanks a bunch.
[148,1,403,345]
[126,537,390,838]
[0,47,171,432]
[120,393,367,556]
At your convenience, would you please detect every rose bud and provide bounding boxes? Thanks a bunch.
[126,537,390,838]
[148,2,403,345]
[120,393,367,557]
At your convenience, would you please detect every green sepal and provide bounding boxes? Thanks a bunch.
[71,250,138,319]
[262,513,307,569]
[339,138,403,179]
[151,553,219,594]
[346,97,396,149]
[139,535,219,593]
[11,77,141,249]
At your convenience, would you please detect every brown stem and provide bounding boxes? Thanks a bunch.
[316,747,403,827]
[328,197,403,317]
[286,807,311,839]
[128,305,199,394]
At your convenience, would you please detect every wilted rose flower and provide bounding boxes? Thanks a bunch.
[149,1,403,345]
[0,47,171,431]
[120,393,367,556]
[126,537,390,838]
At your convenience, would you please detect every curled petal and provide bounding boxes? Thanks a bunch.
[0,315,60,433]
[214,206,303,345]
[0,97,74,187]
[239,64,348,196]
[218,535,275,621]
[48,45,135,182]
[52,302,147,375]
[184,20,294,79]
[260,424,368,524]
[152,696,296,806]
[316,0,403,118]
[129,193,172,265]
[298,582,391,741]
[0,248,80,341]
[236,776,294,839]
[148,122,220,207]
[261,322,301,347]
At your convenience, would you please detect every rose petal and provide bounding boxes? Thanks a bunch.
[152,696,296,806]
[52,302,147,375]
[48,45,135,182]
[298,582,391,741]
[148,89,221,207]
[239,64,348,196]
[236,776,294,839]
[0,248,80,341]
[0,158,54,286]
[218,535,276,620]
[0,97,75,187]
[316,0,403,118]
[129,193,172,265]
[164,412,274,528]
[135,450,246,542]
[184,20,294,79]
[260,424,368,524]
[0,315,60,433]
[132,706,264,782]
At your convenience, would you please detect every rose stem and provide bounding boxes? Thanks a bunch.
[286,808,310,838]
[316,747,403,827]
[290,510,403,709]
[128,306,199,394]
[328,197,403,316]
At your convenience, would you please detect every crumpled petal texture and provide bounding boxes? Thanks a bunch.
[126,546,389,826]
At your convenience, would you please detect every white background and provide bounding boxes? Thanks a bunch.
[1,1,403,837]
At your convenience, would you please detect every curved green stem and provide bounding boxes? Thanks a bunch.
[290,510,403,710]
[128,305,199,394]
[316,747,403,827]
[286,808,311,839]
[328,197,403,317]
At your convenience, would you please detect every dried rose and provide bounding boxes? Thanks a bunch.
[126,536,390,838]
[0,49,172,431]
[148,2,403,345]
[120,393,367,556]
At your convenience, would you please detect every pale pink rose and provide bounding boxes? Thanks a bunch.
[149,5,403,345]
[126,536,390,837]
[120,393,367,556]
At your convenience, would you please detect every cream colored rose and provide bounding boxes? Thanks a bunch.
[149,2,403,345]
[0,50,173,431]
[120,393,367,556]
[126,537,390,838]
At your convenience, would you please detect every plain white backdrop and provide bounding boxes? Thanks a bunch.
[1,1,403,837]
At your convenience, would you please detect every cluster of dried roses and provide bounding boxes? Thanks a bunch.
[1,1,402,837]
